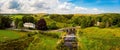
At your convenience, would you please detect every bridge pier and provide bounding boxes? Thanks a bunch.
[57,28,79,50]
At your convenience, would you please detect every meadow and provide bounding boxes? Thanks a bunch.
[27,33,59,50]
[0,30,28,42]
[0,30,62,50]
[0,27,120,50]
[78,27,120,50]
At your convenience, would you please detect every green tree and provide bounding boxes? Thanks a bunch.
[86,16,94,27]
[18,21,23,28]
[62,14,73,19]
[48,22,58,29]
[49,14,68,23]
[0,15,12,29]
[22,15,35,23]
[15,18,21,28]
[81,17,87,28]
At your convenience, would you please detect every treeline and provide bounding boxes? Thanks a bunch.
[49,14,73,23]
[49,13,120,28]
[0,13,120,29]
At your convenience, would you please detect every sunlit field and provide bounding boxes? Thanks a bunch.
[78,27,120,50]
[0,30,27,42]
[27,33,59,50]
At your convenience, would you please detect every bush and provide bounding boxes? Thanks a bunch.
[99,22,105,28]
[40,32,60,38]
[48,22,58,29]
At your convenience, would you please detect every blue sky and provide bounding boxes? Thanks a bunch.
[60,0,120,7]
[0,0,120,14]
[60,0,120,13]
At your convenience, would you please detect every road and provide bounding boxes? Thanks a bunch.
[10,26,80,33]
[41,26,80,33]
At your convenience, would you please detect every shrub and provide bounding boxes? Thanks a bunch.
[36,18,48,30]
[48,22,58,29]
[99,22,105,28]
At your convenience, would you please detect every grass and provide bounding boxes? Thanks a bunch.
[10,15,23,19]
[38,34,58,50]
[0,30,28,42]
[27,33,59,50]
[0,28,62,50]
[78,27,120,50]
[39,31,63,38]
[82,27,120,38]
[1,27,120,50]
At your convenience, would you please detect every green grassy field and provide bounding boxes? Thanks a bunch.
[10,15,23,19]
[0,27,120,50]
[0,29,61,50]
[78,27,120,50]
[27,33,59,50]
[0,30,28,42]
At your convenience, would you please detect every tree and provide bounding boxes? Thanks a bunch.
[22,15,35,23]
[72,16,83,26]
[49,14,68,23]
[48,22,58,29]
[72,17,80,26]
[18,21,23,28]
[0,15,12,29]
[15,18,21,28]
[81,17,87,28]
[86,16,95,27]
[62,14,73,19]
[36,18,47,30]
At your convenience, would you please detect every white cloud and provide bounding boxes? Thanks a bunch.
[74,7,87,11]
[0,0,104,14]
[92,8,98,11]
[57,2,71,10]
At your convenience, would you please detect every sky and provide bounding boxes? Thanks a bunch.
[0,0,120,14]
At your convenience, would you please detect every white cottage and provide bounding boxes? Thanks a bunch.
[23,23,35,29]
